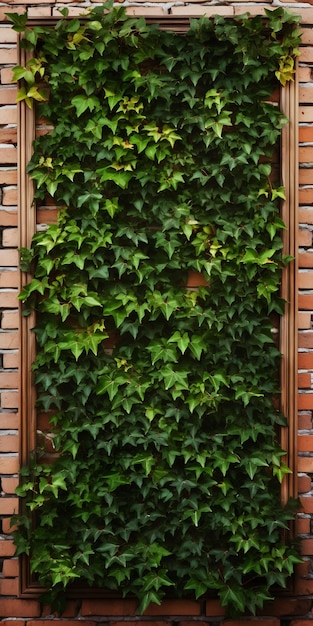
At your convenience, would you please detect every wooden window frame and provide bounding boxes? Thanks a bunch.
[17,16,299,596]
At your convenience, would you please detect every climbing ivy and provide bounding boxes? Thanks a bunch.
[10,4,301,616]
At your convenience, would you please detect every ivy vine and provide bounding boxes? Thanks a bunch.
[10,4,301,616]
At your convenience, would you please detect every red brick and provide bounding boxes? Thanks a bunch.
[0,88,17,106]
[298,474,312,493]
[2,188,18,206]
[0,107,17,127]
[299,188,313,206]
[0,497,18,515]
[0,599,40,618]
[0,68,16,85]
[300,497,313,514]
[0,434,18,452]
[299,412,313,429]
[0,540,16,557]
[2,517,17,534]
[0,578,19,596]
[299,353,313,369]
[299,294,313,309]
[2,310,19,329]
[41,601,80,618]
[144,600,200,616]
[0,413,18,428]
[296,516,310,534]
[2,229,18,247]
[2,558,19,577]
[291,622,313,626]
[298,224,313,248]
[2,477,18,494]
[298,312,312,329]
[0,249,18,265]
[301,538,313,554]
[0,209,18,226]
[298,394,313,410]
[299,252,313,268]
[299,271,313,289]
[299,331,313,348]
[294,578,313,595]
[261,598,311,616]
[3,353,19,368]
[0,455,19,474]
[222,622,279,626]
[81,600,137,616]
[298,434,313,451]
[0,333,19,350]
[298,372,312,388]
[29,622,95,626]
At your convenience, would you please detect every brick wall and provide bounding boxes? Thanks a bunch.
[1,0,313,623]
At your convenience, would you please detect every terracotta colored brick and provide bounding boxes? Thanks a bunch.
[299,353,313,369]
[0,88,17,106]
[41,601,80,618]
[0,433,19,452]
[299,126,313,144]
[0,249,18,265]
[0,455,19,474]
[297,516,311,534]
[298,225,313,245]
[2,229,18,248]
[0,128,17,144]
[0,28,17,44]
[298,373,312,388]
[2,517,17,534]
[0,49,17,65]
[0,599,40,618]
[299,252,313,268]
[299,412,313,429]
[2,188,18,207]
[0,540,16,557]
[52,6,91,16]
[2,477,19,494]
[0,578,19,596]
[0,272,19,289]
[0,209,18,226]
[2,311,18,329]
[170,5,234,15]
[0,171,17,186]
[300,48,313,63]
[298,474,312,493]
[3,353,18,368]
[298,435,313,452]
[299,188,313,206]
[0,107,17,126]
[299,107,313,123]
[298,312,312,329]
[0,333,19,350]
[298,394,313,409]
[299,268,313,289]
[2,557,19,577]
[299,294,313,309]
[81,600,137,616]
[0,68,16,85]
[0,497,18,515]
[299,147,313,163]
[300,497,313,513]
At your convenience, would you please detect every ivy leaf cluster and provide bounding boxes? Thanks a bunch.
[11,4,301,616]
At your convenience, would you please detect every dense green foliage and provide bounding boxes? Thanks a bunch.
[11,5,301,615]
